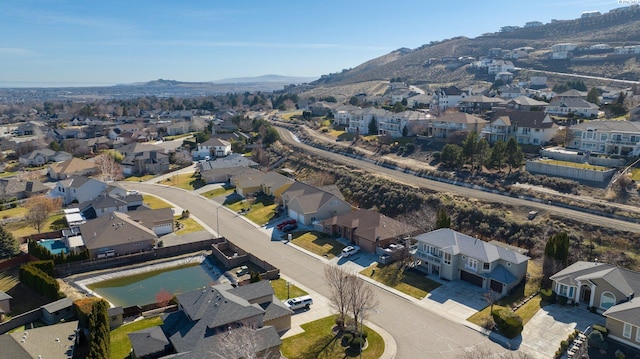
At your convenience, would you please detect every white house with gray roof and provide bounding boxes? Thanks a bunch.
[50,176,108,205]
[412,229,529,296]
[568,120,640,156]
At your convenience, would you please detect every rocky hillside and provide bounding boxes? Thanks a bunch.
[313,6,640,88]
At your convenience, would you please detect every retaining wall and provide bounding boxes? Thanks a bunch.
[526,161,616,183]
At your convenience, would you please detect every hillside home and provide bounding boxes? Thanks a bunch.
[568,120,640,157]
[281,182,352,225]
[128,281,288,359]
[458,95,506,114]
[487,60,515,75]
[47,157,98,180]
[50,176,108,205]
[412,228,529,296]
[482,110,558,145]
[193,137,232,159]
[321,209,416,253]
[545,98,599,118]
[429,112,487,139]
[432,86,469,112]
[346,108,389,136]
[506,96,549,111]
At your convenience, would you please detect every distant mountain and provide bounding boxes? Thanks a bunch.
[313,6,640,88]
[212,74,318,84]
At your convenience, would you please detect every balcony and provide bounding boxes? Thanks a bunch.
[414,251,442,263]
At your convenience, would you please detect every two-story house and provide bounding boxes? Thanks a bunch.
[412,228,529,296]
[568,120,640,157]
[432,86,469,112]
[429,112,487,139]
[50,176,108,205]
[347,108,389,136]
[482,110,558,145]
[193,138,232,160]
[545,98,599,118]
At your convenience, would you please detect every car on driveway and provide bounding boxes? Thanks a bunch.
[282,223,298,232]
[277,219,297,230]
[341,245,360,257]
[283,295,313,310]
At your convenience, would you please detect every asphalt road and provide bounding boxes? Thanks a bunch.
[120,182,511,358]
[275,126,640,234]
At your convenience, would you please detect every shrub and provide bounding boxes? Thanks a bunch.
[588,330,609,350]
[350,337,365,351]
[557,295,568,305]
[593,324,609,337]
[616,349,626,359]
[540,288,556,304]
[560,340,569,351]
[342,333,353,346]
[492,308,523,339]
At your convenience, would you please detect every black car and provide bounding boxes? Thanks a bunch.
[282,223,298,232]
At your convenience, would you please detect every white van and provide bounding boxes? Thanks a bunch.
[283,295,313,310]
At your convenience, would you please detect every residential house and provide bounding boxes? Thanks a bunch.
[556,89,587,98]
[321,209,416,253]
[281,182,352,225]
[15,121,47,136]
[332,105,360,126]
[346,108,389,136]
[0,320,79,359]
[429,112,487,139]
[0,290,11,315]
[546,98,599,118]
[230,168,267,197]
[406,94,433,109]
[0,179,49,200]
[128,281,288,359]
[506,96,549,111]
[457,95,506,114]
[193,138,232,159]
[482,110,558,145]
[19,149,72,167]
[379,110,432,137]
[568,120,640,156]
[308,102,334,116]
[74,192,143,219]
[47,157,97,180]
[78,211,158,258]
[499,86,528,99]
[603,299,640,350]
[165,120,191,136]
[121,151,169,176]
[432,86,469,112]
[412,228,530,296]
[127,208,175,236]
[51,176,108,205]
[487,60,515,75]
[260,171,295,198]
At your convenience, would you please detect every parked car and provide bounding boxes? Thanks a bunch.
[282,223,298,232]
[283,295,313,310]
[277,219,297,230]
[341,245,360,257]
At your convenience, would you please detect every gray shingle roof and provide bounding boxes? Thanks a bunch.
[79,211,157,250]
[41,298,73,314]
[414,228,529,264]
[550,261,639,297]
[490,110,555,129]
[199,153,259,171]
[227,280,273,303]
[571,120,640,133]
[603,297,640,325]
[128,326,171,358]
[0,290,11,301]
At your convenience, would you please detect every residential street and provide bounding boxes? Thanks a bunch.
[120,182,512,358]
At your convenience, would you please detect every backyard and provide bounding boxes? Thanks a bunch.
[289,232,346,259]
[280,315,385,359]
[360,263,441,299]
[0,266,51,319]
[110,315,164,359]
[4,213,65,239]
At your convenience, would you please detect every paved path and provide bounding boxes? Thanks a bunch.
[121,182,519,358]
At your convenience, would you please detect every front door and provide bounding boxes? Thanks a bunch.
[580,285,591,303]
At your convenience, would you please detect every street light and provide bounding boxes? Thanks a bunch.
[286,281,290,299]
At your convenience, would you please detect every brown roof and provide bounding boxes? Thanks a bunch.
[489,110,556,129]
[79,211,157,250]
[436,112,487,124]
[48,157,97,175]
[322,209,416,242]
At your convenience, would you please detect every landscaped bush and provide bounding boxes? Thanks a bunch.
[593,324,609,337]
[19,262,63,300]
[341,333,353,346]
[540,288,556,303]
[350,336,365,351]
[588,330,609,350]
[492,308,524,339]
[557,295,568,305]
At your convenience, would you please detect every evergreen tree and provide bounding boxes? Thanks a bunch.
[461,132,480,168]
[87,299,111,359]
[440,144,462,168]
[505,138,523,173]
[435,208,451,229]
[0,224,19,259]
[368,116,378,135]
[488,140,506,170]
[586,88,600,105]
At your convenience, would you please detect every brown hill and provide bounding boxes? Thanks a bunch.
[313,6,640,87]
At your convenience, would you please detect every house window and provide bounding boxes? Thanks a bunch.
[482,262,490,271]
[443,253,451,265]
[559,284,568,297]
[624,323,632,339]
[601,292,616,309]
[466,258,478,271]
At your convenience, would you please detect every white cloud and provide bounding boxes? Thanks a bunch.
[0,47,34,56]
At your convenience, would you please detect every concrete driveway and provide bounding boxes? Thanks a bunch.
[422,277,490,323]
[520,304,605,359]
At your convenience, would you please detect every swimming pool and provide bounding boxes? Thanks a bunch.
[38,239,68,255]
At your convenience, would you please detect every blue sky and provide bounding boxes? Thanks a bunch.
[0,0,627,87]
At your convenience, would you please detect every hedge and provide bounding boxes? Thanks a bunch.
[492,308,523,339]
[19,261,63,300]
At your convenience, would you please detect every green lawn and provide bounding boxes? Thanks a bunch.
[142,195,172,209]
[123,174,156,182]
[467,260,544,327]
[360,263,441,299]
[281,315,384,359]
[227,196,277,226]
[174,216,204,235]
[540,159,608,171]
[289,232,346,259]
[270,278,308,300]
[110,316,164,359]
[200,187,235,199]
[163,133,195,141]
[158,172,204,190]
[5,213,65,239]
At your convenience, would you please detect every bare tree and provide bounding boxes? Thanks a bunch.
[347,271,379,334]
[25,195,62,233]
[95,153,123,182]
[324,264,351,331]
[210,323,280,359]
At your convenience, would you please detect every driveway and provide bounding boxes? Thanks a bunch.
[520,304,605,359]
[422,277,490,323]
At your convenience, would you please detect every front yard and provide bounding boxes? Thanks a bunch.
[270,278,308,300]
[174,216,204,235]
[289,232,346,259]
[200,186,235,199]
[142,194,172,209]
[158,172,204,191]
[360,263,441,299]
[226,196,277,226]
[280,315,384,359]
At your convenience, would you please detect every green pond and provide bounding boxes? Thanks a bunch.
[88,263,221,307]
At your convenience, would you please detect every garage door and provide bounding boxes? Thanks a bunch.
[490,279,503,293]
[460,270,484,287]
